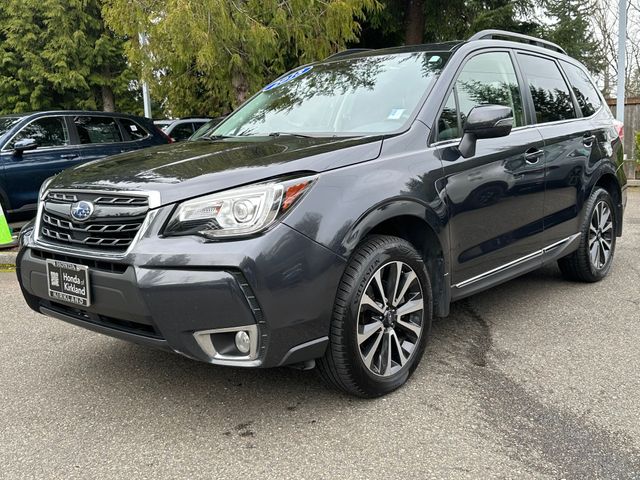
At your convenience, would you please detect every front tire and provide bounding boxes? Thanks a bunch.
[558,187,617,282]
[317,235,432,397]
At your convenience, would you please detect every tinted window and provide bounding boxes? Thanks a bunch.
[74,116,123,144]
[11,117,69,148]
[214,52,449,136]
[437,91,460,141]
[170,123,195,141]
[517,54,576,123]
[455,52,525,128]
[119,118,149,140]
[561,61,602,117]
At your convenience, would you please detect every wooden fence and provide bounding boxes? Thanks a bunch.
[606,97,640,161]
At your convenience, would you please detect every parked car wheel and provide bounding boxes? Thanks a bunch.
[317,235,432,397]
[558,187,617,282]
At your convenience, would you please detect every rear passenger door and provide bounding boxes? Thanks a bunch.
[434,50,547,287]
[515,53,592,247]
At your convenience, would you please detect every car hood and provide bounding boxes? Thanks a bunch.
[50,136,383,205]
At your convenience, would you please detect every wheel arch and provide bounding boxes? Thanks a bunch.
[590,169,623,237]
[342,199,450,317]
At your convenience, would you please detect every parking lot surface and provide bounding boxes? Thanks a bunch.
[1,190,639,479]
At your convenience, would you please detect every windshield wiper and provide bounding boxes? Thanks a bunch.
[267,132,315,138]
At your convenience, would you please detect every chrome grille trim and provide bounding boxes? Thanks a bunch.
[34,189,162,260]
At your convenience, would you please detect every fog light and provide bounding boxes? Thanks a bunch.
[235,330,251,354]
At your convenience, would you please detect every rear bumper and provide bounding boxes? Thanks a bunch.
[17,221,345,368]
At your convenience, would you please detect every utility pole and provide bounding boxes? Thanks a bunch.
[616,0,627,123]
[139,33,152,119]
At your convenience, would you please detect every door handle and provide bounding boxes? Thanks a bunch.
[524,148,544,164]
[60,153,79,159]
[583,134,596,147]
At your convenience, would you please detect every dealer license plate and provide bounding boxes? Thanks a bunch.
[46,260,91,307]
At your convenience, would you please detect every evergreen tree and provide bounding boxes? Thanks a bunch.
[0,0,136,115]
[102,0,378,117]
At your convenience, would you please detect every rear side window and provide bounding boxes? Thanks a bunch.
[560,61,602,117]
[119,118,149,140]
[435,51,524,141]
[517,54,576,123]
[74,116,123,144]
[10,117,69,149]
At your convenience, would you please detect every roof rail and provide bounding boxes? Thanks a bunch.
[325,48,373,61]
[468,29,566,55]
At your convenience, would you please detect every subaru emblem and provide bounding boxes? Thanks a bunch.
[70,201,94,222]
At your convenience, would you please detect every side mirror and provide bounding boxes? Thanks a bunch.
[458,105,513,158]
[13,138,38,153]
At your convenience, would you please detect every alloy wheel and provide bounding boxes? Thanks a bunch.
[356,261,424,377]
[588,200,614,270]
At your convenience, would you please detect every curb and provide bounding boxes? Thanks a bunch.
[0,248,18,267]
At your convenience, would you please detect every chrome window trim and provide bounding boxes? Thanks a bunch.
[33,188,162,260]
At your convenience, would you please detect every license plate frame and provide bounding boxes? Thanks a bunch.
[46,259,91,307]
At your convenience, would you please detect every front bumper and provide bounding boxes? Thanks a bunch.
[17,216,346,368]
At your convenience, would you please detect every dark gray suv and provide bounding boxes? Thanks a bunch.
[17,30,626,397]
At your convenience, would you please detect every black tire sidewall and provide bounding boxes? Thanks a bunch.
[584,189,616,280]
[340,237,432,396]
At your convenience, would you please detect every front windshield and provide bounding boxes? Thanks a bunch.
[211,52,449,137]
[0,116,23,138]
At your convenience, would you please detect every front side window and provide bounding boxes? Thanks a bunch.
[517,54,576,123]
[74,116,123,144]
[435,51,524,142]
[455,52,525,129]
[10,117,69,149]
[213,52,449,137]
[436,91,460,141]
[560,61,602,117]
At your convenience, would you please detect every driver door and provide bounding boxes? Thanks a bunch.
[0,116,79,212]
[432,50,546,291]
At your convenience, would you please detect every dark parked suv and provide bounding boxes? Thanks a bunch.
[16,31,626,397]
[0,111,169,219]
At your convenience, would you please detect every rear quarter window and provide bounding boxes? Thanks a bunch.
[119,118,149,140]
[560,61,602,117]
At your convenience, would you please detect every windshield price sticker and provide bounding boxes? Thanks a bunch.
[263,66,313,92]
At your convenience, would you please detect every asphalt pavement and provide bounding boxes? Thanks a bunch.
[1,191,639,479]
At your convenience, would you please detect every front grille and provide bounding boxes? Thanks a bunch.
[38,191,149,254]
[32,249,128,274]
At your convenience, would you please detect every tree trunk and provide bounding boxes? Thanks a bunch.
[404,0,425,45]
[102,85,116,112]
[232,70,250,106]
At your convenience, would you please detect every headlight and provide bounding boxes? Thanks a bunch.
[164,175,317,239]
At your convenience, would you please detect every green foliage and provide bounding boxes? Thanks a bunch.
[0,0,136,114]
[536,0,604,74]
[103,0,379,117]
[635,131,640,163]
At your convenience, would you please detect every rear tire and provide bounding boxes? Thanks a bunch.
[558,188,616,282]
[317,235,432,397]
